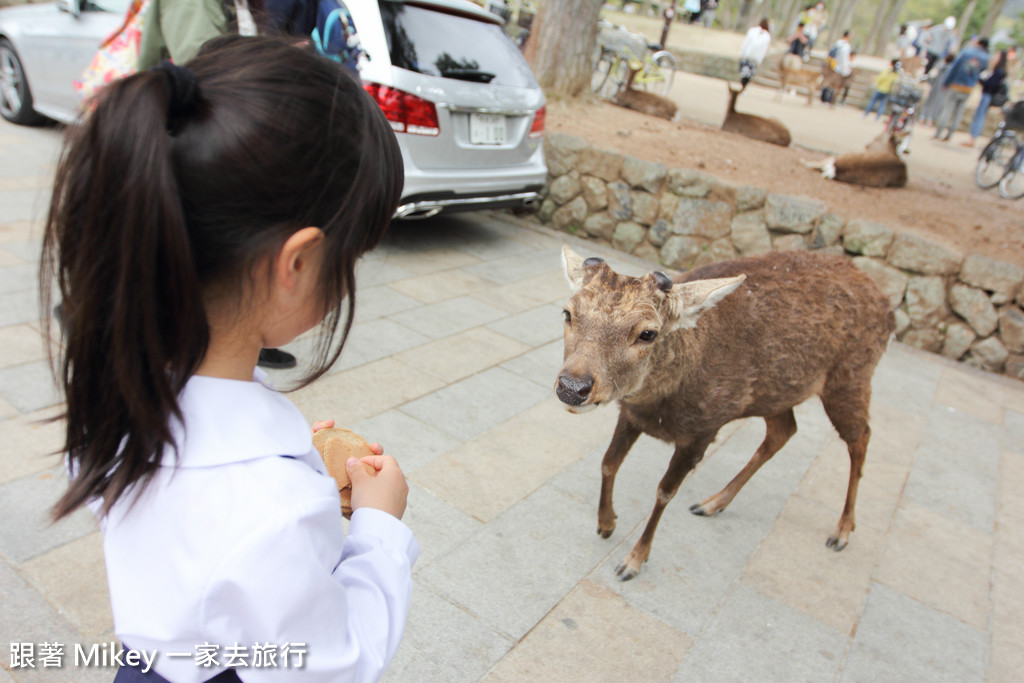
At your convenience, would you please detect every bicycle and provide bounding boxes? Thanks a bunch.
[883,79,923,156]
[591,22,676,98]
[974,101,1024,193]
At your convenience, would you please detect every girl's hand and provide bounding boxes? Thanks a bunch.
[347,455,408,520]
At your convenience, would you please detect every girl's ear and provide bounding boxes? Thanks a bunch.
[274,227,325,290]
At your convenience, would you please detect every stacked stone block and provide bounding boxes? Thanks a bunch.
[535,134,1024,382]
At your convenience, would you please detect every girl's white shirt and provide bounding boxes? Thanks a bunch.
[97,370,419,682]
[740,27,772,65]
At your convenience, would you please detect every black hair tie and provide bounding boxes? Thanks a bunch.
[150,61,199,132]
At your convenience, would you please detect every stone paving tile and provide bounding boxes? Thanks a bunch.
[0,467,98,564]
[1002,381,1024,415]
[672,582,847,682]
[2,240,43,263]
[353,257,413,288]
[485,303,563,347]
[482,579,690,682]
[409,410,593,523]
[386,269,495,305]
[870,343,942,417]
[0,246,25,267]
[0,361,63,414]
[0,263,37,295]
[416,485,622,641]
[350,284,423,322]
[0,220,38,244]
[333,318,433,372]
[0,407,65,485]
[348,409,461,477]
[388,296,508,340]
[382,582,511,683]
[400,484,482,574]
[398,367,549,442]
[841,582,987,683]
[934,364,1006,424]
[391,327,530,384]
[997,449,1024,553]
[1003,409,1024,454]
[862,404,926,469]
[499,339,561,389]
[19,532,112,638]
[742,494,884,636]
[288,357,446,426]
[989,542,1024,682]
[469,269,567,314]
[0,324,52,371]
[0,287,41,327]
[460,248,564,285]
[902,406,1000,533]
[372,245,483,278]
[873,502,993,630]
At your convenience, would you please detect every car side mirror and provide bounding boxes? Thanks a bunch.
[57,0,81,18]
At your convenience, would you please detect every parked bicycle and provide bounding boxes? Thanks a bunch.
[974,101,1024,194]
[883,78,924,156]
[591,21,676,98]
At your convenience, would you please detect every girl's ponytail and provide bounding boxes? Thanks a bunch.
[43,69,209,520]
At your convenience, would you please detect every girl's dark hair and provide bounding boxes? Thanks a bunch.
[994,50,1008,72]
[41,36,403,519]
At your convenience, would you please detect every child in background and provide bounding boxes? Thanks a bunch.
[864,59,901,120]
[41,36,417,682]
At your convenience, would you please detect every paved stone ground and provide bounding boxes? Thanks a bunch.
[2,119,1023,682]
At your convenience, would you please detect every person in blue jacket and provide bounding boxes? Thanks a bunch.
[933,37,990,142]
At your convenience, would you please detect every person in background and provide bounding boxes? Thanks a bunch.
[965,49,1008,147]
[684,0,702,25]
[139,0,298,370]
[803,1,828,52]
[934,37,990,142]
[701,0,718,28]
[894,24,913,59]
[864,59,901,120]
[738,18,772,89]
[919,52,955,126]
[921,16,957,74]
[786,22,810,63]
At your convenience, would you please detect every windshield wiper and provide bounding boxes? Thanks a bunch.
[439,69,496,83]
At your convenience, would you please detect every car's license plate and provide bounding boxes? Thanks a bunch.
[469,113,507,145]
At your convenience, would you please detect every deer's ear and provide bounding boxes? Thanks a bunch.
[562,245,586,292]
[664,274,746,331]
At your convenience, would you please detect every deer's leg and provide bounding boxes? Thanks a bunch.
[821,385,872,551]
[615,435,713,581]
[689,410,797,516]
[597,412,642,539]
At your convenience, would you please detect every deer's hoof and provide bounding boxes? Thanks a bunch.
[689,502,723,517]
[614,560,639,581]
[825,535,848,551]
[597,526,615,539]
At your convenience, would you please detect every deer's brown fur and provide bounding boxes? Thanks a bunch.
[722,84,791,146]
[775,54,822,105]
[557,247,894,580]
[806,130,908,188]
[613,67,678,120]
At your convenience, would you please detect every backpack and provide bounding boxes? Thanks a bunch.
[312,0,364,72]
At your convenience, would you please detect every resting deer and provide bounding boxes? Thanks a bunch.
[804,130,908,188]
[556,246,894,580]
[613,66,678,121]
[722,83,791,146]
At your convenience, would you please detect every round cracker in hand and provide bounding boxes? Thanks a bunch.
[312,427,376,517]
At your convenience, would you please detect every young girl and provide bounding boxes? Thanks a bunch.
[41,35,417,682]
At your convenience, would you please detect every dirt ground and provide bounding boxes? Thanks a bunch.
[546,89,1024,270]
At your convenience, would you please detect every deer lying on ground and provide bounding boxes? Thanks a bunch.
[556,246,894,580]
[804,130,908,188]
[722,83,791,146]
[613,67,678,120]
[775,53,822,105]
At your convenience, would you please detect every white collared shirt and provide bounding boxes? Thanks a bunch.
[98,371,419,682]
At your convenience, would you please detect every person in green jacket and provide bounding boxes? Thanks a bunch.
[863,59,901,120]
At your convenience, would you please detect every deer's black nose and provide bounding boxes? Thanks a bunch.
[556,373,593,406]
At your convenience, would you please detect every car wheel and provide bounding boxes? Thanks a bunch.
[0,38,43,125]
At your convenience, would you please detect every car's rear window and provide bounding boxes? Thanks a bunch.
[379,1,536,88]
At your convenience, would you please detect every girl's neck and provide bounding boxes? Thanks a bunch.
[195,336,261,381]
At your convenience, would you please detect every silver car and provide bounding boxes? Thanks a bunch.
[0,0,547,219]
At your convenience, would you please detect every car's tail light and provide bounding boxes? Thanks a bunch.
[529,106,545,139]
[363,82,440,136]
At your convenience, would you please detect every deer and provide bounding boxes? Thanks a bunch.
[804,130,908,188]
[613,66,678,121]
[775,53,822,106]
[556,246,894,580]
[722,83,791,146]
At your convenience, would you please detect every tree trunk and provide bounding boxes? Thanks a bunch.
[982,0,1007,39]
[734,0,757,31]
[865,0,893,55]
[525,0,604,97]
[872,0,908,56]
[956,0,980,51]
[826,0,858,49]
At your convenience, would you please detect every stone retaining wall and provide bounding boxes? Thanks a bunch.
[532,133,1024,382]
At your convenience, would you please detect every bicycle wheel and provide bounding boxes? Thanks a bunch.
[999,153,1024,198]
[975,135,1017,189]
[591,48,615,95]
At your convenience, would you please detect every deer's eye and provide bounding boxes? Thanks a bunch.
[638,330,658,343]
[563,310,571,323]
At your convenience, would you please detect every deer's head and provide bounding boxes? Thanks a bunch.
[555,245,745,413]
